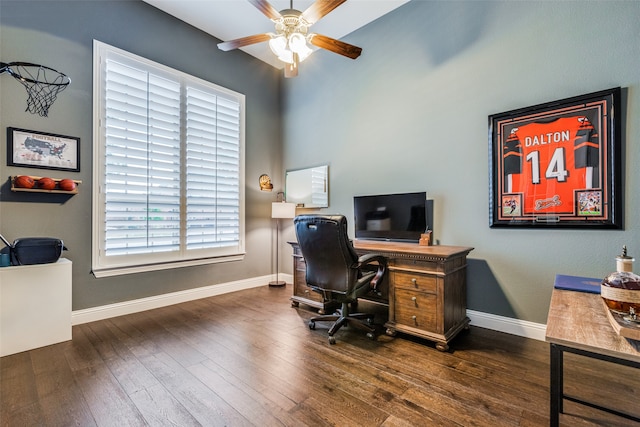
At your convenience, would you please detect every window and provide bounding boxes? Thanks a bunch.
[92,41,245,277]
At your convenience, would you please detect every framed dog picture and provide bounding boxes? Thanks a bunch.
[489,88,622,229]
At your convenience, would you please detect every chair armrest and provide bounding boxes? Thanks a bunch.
[356,253,387,292]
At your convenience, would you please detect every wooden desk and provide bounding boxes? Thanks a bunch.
[290,240,474,350]
[545,289,640,426]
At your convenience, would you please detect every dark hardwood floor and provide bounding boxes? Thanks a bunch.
[2,284,639,426]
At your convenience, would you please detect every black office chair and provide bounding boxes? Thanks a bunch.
[294,214,387,344]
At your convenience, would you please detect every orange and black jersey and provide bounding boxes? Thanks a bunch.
[502,116,600,214]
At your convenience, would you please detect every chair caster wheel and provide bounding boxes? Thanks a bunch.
[328,336,336,345]
[366,332,376,341]
[308,321,315,330]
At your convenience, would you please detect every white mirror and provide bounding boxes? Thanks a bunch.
[285,165,329,208]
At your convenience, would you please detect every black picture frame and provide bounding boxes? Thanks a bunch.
[489,88,622,229]
[7,127,80,172]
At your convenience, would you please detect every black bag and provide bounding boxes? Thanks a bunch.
[0,234,66,266]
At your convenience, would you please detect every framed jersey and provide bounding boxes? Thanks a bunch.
[489,88,622,229]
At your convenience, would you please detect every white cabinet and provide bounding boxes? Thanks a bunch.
[0,259,72,357]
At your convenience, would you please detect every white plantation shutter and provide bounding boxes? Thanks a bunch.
[104,61,182,256]
[311,167,328,207]
[185,88,241,249]
[93,41,245,277]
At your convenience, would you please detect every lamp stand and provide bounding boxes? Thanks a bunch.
[269,217,286,287]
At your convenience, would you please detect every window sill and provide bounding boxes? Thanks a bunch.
[91,253,245,278]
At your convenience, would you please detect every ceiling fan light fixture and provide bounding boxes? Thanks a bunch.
[277,50,295,64]
[269,31,312,65]
[292,41,313,62]
[218,0,361,77]
[288,32,312,62]
[288,32,306,52]
[268,35,287,57]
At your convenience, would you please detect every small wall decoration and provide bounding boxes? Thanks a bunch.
[489,87,622,229]
[7,127,80,172]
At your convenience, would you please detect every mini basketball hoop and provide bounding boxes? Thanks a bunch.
[0,61,71,117]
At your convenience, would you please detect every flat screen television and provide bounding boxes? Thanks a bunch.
[354,192,427,243]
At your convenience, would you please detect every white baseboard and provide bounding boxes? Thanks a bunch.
[72,273,294,325]
[467,309,547,341]
[73,274,547,342]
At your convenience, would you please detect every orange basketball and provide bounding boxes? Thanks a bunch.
[14,175,35,189]
[58,178,76,191]
[37,177,56,190]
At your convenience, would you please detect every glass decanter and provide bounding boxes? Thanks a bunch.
[601,246,640,320]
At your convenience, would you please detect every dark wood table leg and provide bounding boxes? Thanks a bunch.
[550,343,563,427]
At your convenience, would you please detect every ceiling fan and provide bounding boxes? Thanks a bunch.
[217,0,362,78]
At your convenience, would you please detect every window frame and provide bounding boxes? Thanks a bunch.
[92,40,245,278]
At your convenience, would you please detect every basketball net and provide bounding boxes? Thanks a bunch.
[1,62,71,117]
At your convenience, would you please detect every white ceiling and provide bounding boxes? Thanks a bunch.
[142,0,409,69]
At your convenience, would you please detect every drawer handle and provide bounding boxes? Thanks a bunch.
[411,296,418,307]
[411,278,418,287]
[304,290,309,294]
[412,315,418,325]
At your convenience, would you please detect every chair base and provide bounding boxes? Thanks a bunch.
[308,302,377,344]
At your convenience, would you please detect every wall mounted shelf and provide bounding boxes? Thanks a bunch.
[10,176,82,195]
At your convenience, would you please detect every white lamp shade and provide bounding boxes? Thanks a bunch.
[297,44,313,62]
[277,50,294,64]
[288,33,307,53]
[272,202,296,219]
[269,35,287,56]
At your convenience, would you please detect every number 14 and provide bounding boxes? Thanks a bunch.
[526,148,568,184]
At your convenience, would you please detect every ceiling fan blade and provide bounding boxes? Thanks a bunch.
[302,0,347,24]
[309,34,362,59]
[248,0,282,21]
[217,33,272,51]
[284,53,299,78]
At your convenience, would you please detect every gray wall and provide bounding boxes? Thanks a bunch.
[0,0,283,310]
[2,0,639,325]
[282,1,640,324]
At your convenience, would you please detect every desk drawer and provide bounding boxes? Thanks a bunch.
[394,289,437,330]
[392,258,438,272]
[391,271,437,293]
